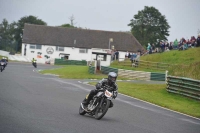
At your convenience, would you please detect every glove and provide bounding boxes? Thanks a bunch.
[113,92,117,99]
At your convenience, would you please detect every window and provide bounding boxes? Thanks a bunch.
[56,46,64,51]
[30,45,35,49]
[79,48,88,53]
[30,44,42,49]
[36,45,42,49]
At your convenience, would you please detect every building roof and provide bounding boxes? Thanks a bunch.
[22,24,144,52]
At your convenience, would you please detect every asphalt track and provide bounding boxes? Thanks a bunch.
[0,62,199,133]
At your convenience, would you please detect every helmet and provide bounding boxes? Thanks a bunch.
[108,72,117,84]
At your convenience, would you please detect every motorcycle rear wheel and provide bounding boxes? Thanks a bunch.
[95,99,110,120]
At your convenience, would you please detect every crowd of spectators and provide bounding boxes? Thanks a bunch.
[146,34,200,54]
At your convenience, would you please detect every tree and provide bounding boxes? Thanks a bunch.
[12,15,47,52]
[69,15,76,26]
[0,19,16,51]
[128,6,170,47]
[60,23,75,28]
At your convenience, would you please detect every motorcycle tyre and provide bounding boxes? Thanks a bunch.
[95,99,110,120]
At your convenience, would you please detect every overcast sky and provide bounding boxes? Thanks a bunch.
[0,0,200,42]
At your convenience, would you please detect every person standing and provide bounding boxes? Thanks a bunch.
[197,34,200,47]
[173,39,178,49]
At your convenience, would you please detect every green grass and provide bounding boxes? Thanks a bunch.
[111,47,200,79]
[140,47,200,65]
[89,82,200,118]
[40,65,129,80]
[39,48,200,118]
[40,65,105,79]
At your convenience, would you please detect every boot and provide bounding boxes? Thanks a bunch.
[82,93,93,106]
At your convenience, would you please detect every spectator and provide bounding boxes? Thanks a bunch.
[165,41,169,51]
[115,50,119,60]
[169,42,173,50]
[187,39,191,47]
[173,39,178,49]
[183,41,188,50]
[128,52,131,58]
[197,34,200,47]
[152,43,155,53]
[147,43,151,54]
[130,53,137,63]
[160,41,165,52]
[190,36,196,47]
[125,51,129,58]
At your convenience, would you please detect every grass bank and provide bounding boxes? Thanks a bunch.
[111,47,200,79]
[89,82,200,118]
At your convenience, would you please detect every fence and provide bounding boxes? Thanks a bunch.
[88,66,95,74]
[101,66,118,74]
[138,60,170,70]
[166,76,200,100]
[99,66,166,81]
[55,59,87,65]
[117,59,170,71]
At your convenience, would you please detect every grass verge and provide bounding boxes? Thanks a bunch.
[89,82,200,118]
[40,65,200,118]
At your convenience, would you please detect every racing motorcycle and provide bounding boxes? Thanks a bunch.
[79,87,114,120]
[32,61,37,68]
[0,61,5,72]
[0,65,3,72]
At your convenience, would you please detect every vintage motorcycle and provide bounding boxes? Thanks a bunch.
[79,87,114,120]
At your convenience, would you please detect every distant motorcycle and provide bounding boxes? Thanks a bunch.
[0,65,3,72]
[32,61,37,68]
[0,60,6,72]
[79,87,114,120]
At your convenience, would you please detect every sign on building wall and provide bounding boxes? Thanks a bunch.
[46,47,54,54]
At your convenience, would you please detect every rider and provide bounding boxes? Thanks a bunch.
[32,58,37,63]
[83,72,118,108]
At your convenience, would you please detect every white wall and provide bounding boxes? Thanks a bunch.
[21,43,116,66]
[0,50,9,56]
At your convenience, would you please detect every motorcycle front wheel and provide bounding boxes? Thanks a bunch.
[95,99,110,120]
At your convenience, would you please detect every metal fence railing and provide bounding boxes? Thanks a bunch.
[101,66,118,74]
[88,66,95,74]
[166,76,200,100]
[55,59,87,65]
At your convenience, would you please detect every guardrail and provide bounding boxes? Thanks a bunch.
[116,59,170,71]
[88,66,95,74]
[101,66,118,74]
[55,59,87,65]
[166,76,200,100]
[99,66,166,81]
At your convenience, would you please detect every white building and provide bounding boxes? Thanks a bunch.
[22,24,144,66]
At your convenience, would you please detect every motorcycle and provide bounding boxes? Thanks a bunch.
[32,61,37,68]
[0,65,3,72]
[0,61,5,72]
[79,87,114,120]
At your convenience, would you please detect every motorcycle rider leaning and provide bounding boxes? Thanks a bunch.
[83,72,118,108]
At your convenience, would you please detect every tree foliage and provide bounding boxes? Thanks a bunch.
[0,19,16,52]
[128,6,170,47]
[60,23,76,28]
[13,15,47,52]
